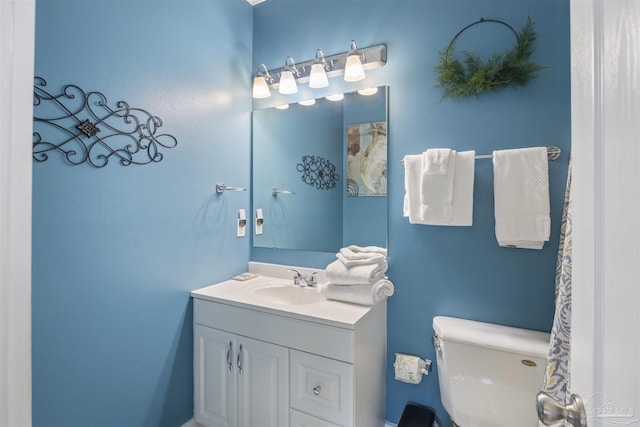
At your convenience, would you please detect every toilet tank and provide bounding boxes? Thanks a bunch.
[433,316,550,427]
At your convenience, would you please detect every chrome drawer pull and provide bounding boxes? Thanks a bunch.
[313,385,321,396]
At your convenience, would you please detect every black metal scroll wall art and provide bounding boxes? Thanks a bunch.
[32,77,178,168]
[296,155,339,190]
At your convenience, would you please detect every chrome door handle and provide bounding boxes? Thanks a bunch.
[237,344,243,375]
[227,341,233,371]
[537,392,588,427]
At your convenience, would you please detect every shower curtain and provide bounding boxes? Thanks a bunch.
[540,161,573,424]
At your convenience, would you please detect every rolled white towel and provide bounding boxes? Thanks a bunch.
[319,279,394,306]
[325,259,388,285]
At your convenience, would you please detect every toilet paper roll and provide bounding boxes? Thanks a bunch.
[394,353,429,384]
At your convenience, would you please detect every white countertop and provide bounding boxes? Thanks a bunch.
[190,262,377,329]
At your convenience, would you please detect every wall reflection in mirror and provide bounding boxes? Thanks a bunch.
[252,86,388,253]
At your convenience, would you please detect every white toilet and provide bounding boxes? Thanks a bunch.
[432,316,551,427]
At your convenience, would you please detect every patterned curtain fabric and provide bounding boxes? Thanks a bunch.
[540,161,573,426]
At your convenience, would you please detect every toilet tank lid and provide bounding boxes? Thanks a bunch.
[433,316,550,358]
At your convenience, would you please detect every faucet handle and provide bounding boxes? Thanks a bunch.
[307,271,318,286]
[287,269,302,286]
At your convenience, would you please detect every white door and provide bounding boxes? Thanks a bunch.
[194,326,237,427]
[569,0,640,426]
[0,1,34,425]
[236,337,289,427]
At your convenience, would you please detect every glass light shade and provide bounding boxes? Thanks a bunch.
[326,93,344,101]
[278,70,298,94]
[344,54,366,82]
[252,75,271,99]
[298,99,316,106]
[357,87,378,96]
[274,104,290,110]
[309,63,329,88]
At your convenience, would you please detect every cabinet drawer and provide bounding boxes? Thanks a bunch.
[290,408,342,427]
[290,350,353,426]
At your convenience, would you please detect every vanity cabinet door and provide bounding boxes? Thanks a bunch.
[194,325,237,427]
[237,336,289,427]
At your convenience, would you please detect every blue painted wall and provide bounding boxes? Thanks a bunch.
[32,0,253,425]
[251,0,570,425]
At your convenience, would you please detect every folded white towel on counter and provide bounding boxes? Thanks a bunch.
[319,278,395,306]
[337,246,387,267]
[337,252,386,268]
[325,259,388,285]
[421,149,456,222]
[344,245,388,257]
[493,147,550,249]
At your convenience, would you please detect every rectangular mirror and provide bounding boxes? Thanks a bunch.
[252,86,388,253]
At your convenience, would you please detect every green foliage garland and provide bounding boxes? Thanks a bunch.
[435,17,546,100]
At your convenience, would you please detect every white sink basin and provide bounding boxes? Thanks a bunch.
[250,285,325,306]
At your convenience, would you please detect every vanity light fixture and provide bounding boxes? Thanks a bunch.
[309,49,330,88]
[298,99,316,106]
[344,40,366,82]
[326,93,344,101]
[357,87,379,96]
[252,64,273,99]
[253,41,386,96]
[278,56,299,94]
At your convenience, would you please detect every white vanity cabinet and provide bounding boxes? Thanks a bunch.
[192,273,387,427]
[194,325,289,427]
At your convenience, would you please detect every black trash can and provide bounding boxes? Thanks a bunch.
[398,403,436,427]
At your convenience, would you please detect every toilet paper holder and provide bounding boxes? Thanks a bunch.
[394,353,432,384]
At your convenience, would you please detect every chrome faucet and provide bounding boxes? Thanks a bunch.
[287,269,318,287]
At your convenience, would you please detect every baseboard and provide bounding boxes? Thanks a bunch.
[181,419,204,427]
[182,417,428,427]
[385,419,439,427]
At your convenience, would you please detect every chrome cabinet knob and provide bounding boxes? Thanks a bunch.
[537,392,587,427]
[312,385,321,396]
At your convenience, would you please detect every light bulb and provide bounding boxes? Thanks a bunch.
[309,63,329,88]
[298,99,316,106]
[252,75,271,99]
[278,70,298,94]
[326,93,344,101]
[357,87,378,96]
[344,54,366,82]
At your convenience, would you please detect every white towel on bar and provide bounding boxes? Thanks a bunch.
[403,154,426,224]
[424,150,476,226]
[423,148,452,175]
[325,258,388,285]
[421,149,456,222]
[319,279,394,306]
[493,147,550,249]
